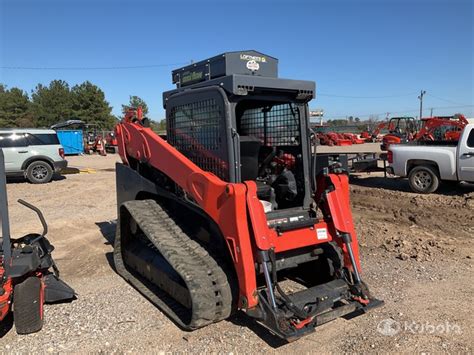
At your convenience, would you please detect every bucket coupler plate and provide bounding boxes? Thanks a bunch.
[251,278,383,340]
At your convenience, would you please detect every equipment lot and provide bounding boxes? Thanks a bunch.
[2,154,473,353]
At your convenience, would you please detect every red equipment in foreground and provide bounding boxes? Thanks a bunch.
[0,150,75,334]
[113,51,381,340]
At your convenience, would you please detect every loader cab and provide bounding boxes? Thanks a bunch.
[232,93,312,210]
[164,51,315,212]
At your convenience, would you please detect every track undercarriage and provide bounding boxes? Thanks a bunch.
[114,199,233,329]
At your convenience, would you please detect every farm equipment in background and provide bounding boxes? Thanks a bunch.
[113,51,382,341]
[380,117,418,151]
[317,132,352,146]
[83,108,151,156]
[343,133,365,144]
[0,150,75,334]
[105,132,119,154]
[360,130,372,141]
[316,132,333,146]
[378,114,467,150]
[84,129,107,156]
[415,114,468,142]
[361,121,387,142]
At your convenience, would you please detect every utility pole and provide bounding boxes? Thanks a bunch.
[430,107,433,117]
[418,90,426,119]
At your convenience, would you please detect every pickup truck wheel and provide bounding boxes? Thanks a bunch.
[408,166,439,193]
[26,161,53,184]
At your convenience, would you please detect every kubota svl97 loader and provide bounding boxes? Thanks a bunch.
[114,51,382,340]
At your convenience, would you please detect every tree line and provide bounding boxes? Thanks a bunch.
[0,80,155,130]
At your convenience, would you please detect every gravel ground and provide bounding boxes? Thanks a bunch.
[1,154,473,353]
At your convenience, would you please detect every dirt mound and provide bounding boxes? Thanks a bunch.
[350,183,472,262]
[382,235,448,261]
[351,185,473,241]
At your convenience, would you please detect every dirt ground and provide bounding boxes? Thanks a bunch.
[1,155,473,353]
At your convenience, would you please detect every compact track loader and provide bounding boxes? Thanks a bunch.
[114,51,382,340]
[0,150,75,334]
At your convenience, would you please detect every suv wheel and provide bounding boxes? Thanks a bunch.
[408,165,439,193]
[26,161,53,184]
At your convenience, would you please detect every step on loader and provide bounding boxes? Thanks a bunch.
[0,150,75,335]
[113,50,382,340]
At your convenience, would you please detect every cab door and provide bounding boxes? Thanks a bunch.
[0,133,29,172]
[458,126,474,182]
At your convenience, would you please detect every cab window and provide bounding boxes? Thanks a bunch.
[467,129,474,148]
[0,133,28,148]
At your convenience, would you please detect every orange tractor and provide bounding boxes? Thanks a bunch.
[415,114,468,142]
[113,51,382,340]
[361,121,388,142]
[380,117,418,150]
[381,114,468,150]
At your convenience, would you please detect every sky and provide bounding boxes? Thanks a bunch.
[0,0,473,121]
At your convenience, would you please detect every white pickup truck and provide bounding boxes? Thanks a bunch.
[388,123,474,193]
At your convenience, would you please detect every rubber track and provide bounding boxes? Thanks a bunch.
[114,199,233,329]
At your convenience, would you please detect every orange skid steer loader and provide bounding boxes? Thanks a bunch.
[113,51,382,340]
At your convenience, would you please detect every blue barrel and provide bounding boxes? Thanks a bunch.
[56,130,84,155]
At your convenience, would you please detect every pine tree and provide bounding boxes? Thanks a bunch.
[31,80,73,128]
[0,84,34,128]
[71,81,116,129]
